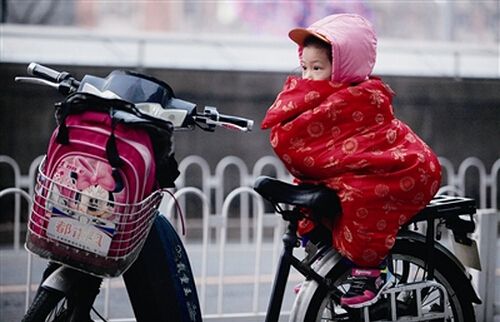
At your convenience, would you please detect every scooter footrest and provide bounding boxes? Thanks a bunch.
[362,280,452,322]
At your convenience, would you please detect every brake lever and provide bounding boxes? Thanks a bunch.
[216,121,252,132]
[192,116,216,132]
[15,76,76,95]
[14,76,60,89]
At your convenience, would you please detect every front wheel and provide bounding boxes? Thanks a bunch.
[291,235,476,322]
[22,286,101,322]
[22,263,102,322]
[22,287,70,322]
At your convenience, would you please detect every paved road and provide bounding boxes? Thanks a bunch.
[1,242,499,322]
[0,243,300,321]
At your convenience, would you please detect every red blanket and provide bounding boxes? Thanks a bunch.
[262,76,441,267]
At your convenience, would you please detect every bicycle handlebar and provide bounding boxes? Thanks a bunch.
[16,62,80,95]
[15,63,254,133]
[193,106,253,132]
[28,62,66,82]
[219,114,253,130]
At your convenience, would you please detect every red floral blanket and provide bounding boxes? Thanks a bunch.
[262,76,441,266]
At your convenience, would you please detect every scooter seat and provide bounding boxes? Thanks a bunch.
[253,176,341,214]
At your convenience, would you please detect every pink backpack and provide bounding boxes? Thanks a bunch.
[28,93,174,276]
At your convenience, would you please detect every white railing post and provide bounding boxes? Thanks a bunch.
[176,155,212,194]
[457,157,488,209]
[0,187,33,311]
[490,159,500,210]
[173,156,212,236]
[251,156,290,250]
[252,156,289,181]
[0,155,23,250]
[217,187,265,314]
[438,157,456,187]
[473,209,499,322]
[214,156,250,244]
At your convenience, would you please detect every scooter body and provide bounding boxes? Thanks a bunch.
[18,63,253,322]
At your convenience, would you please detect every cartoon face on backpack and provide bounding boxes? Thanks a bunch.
[70,157,124,220]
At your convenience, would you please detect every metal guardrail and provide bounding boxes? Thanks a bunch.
[5,155,497,245]
[1,154,499,320]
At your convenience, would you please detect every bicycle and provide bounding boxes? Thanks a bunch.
[16,62,253,322]
[254,175,482,321]
[16,62,482,322]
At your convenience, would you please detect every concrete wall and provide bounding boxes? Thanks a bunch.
[1,62,499,184]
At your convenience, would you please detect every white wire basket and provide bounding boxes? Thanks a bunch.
[26,161,163,278]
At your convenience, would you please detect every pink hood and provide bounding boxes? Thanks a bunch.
[289,14,377,84]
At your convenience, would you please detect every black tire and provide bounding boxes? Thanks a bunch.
[22,262,101,322]
[21,287,68,322]
[298,237,476,322]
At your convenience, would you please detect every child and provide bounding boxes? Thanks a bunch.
[261,13,441,308]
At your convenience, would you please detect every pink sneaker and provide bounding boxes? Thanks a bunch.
[340,267,393,308]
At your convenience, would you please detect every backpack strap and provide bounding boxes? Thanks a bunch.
[55,101,71,145]
[106,117,124,168]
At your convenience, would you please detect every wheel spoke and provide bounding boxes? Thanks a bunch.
[310,247,471,322]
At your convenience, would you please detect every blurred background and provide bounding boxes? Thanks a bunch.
[0,1,499,320]
[1,0,499,165]
[1,0,499,159]
[1,1,499,41]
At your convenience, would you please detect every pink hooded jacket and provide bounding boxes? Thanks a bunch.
[289,13,377,84]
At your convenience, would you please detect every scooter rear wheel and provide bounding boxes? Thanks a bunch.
[293,238,476,321]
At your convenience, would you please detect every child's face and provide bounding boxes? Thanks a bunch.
[301,45,332,81]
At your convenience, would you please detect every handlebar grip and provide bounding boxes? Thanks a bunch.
[219,114,254,131]
[27,62,64,82]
